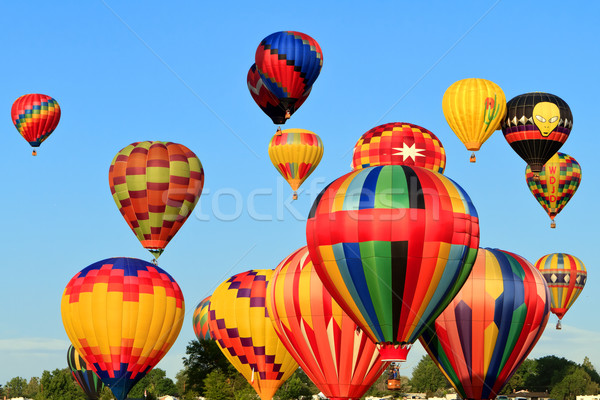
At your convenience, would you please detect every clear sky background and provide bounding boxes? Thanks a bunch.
[1,0,598,386]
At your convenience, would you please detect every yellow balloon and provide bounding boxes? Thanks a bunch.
[208,269,298,400]
[442,78,506,161]
[268,128,324,199]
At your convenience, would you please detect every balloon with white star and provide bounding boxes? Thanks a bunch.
[351,122,446,173]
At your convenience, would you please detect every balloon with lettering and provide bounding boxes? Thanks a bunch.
[502,92,572,176]
[208,269,298,400]
[61,257,185,400]
[420,248,550,400]
[351,122,446,173]
[255,31,323,113]
[247,64,311,124]
[108,141,204,259]
[526,152,581,228]
[67,345,104,400]
[268,128,324,199]
[535,253,586,329]
[306,165,480,361]
[11,93,61,155]
[192,296,212,341]
[267,246,390,400]
[442,78,506,162]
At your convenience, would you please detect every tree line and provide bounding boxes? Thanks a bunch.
[1,341,598,400]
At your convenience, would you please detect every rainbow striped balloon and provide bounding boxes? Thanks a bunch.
[267,246,389,400]
[535,253,586,328]
[268,128,323,199]
[420,248,550,400]
[11,93,61,154]
[192,296,212,341]
[208,270,298,400]
[61,257,185,400]
[67,345,104,400]
[109,141,204,258]
[306,165,479,361]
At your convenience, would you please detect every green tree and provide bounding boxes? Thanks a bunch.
[182,339,231,395]
[203,369,236,400]
[410,355,451,395]
[127,368,177,399]
[6,376,28,398]
[276,370,315,400]
[581,356,600,385]
[24,376,41,399]
[501,358,538,394]
[37,368,85,400]
[550,367,599,400]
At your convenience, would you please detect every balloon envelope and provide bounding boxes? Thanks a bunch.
[526,152,581,227]
[108,141,204,258]
[255,31,323,110]
[268,128,324,198]
[61,257,185,400]
[67,345,104,400]
[420,248,550,400]
[247,64,310,124]
[306,165,480,361]
[502,92,572,173]
[11,93,61,151]
[442,78,506,158]
[208,269,298,400]
[352,122,446,173]
[535,253,586,323]
[192,296,212,341]
[267,246,390,400]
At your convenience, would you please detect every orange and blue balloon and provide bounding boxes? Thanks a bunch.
[420,248,550,400]
[61,257,185,400]
[11,93,61,155]
[535,253,586,329]
[306,165,480,361]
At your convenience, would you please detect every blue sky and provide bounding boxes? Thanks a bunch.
[1,0,599,385]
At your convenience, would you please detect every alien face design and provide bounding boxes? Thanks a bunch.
[533,102,560,137]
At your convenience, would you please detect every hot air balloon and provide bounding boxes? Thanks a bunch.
[526,152,581,228]
[306,165,480,361]
[442,78,506,162]
[67,345,105,400]
[267,246,390,400]
[419,248,550,400]
[11,93,61,156]
[351,122,446,173]
[192,296,212,341]
[255,31,323,114]
[502,92,572,177]
[208,269,298,400]
[108,141,204,259]
[61,257,185,400]
[268,128,323,200]
[535,253,586,329]
[247,64,311,124]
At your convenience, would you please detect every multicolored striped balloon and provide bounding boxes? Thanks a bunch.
[267,246,390,400]
[67,345,104,400]
[108,141,204,259]
[352,122,446,173]
[502,92,572,175]
[526,152,581,228]
[247,64,310,124]
[61,257,185,400]
[208,270,298,400]
[306,165,480,361]
[255,31,323,111]
[420,248,550,400]
[268,128,324,199]
[535,253,586,329]
[11,93,61,155]
[192,296,212,341]
[442,78,506,162]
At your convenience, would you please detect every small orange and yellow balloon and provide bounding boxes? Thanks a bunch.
[442,78,506,162]
[268,128,323,199]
